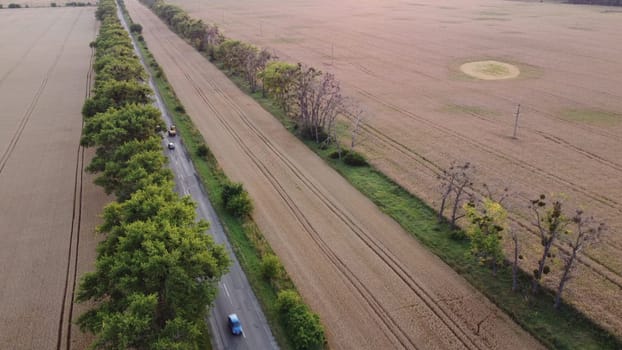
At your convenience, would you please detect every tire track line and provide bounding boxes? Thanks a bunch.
[356,88,621,211]
[49,8,89,350]
[0,11,62,88]
[63,14,96,349]
[343,107,622,288]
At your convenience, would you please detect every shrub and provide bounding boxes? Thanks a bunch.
[130,23,143,34]
[277,290,325,350]
[51,2,57,7]
[0,4,4,8]
[8,3,22,8]
[329,149,349,160]
[260,254,282,281]
[196,144,209,158]
[450,229,468,241]
[137,35,144,42]
[221,182,253,218]
[174,104,185,113]
[343,151,368,167]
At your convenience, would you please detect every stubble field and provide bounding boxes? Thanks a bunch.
[0,7,107,349]
[165,0,622,336]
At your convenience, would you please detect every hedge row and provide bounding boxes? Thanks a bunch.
[76,1,229,348]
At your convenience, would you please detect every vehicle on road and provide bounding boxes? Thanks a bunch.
[167,142,175,150]
[168,124,177,137]
[227,314,243,335]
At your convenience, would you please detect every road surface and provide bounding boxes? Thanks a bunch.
[116,3,278,349]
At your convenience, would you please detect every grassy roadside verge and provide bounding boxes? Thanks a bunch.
[118,6,309,350]
[214,65,621,350]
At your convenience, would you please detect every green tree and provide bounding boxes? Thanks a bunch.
[83,81,153,117]
[77,186,229,348]
[259,61,298,109]
[464,198,506,276]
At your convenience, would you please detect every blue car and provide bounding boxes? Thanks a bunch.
[227,313,243,335]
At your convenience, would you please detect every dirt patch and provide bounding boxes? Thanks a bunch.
[460,60,520,80]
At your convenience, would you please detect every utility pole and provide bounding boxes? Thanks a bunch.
[512,103,521,139]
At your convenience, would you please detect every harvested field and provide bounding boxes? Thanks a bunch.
[125,0,546,348]
[162,0,622,336]
[0,7,106,349]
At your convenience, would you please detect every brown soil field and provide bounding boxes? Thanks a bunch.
[126,0,547,348]
[0,7,107,349]
[160,0,622,336]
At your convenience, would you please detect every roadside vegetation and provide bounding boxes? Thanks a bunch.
[75,1,229,348]
[119,1,326,349]
[134,0,621,348]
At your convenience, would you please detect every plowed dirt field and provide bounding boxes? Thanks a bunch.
[161,0,622,336]
[126,0,546,348]
[0,7,107,349]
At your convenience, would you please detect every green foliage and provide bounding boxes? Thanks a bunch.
[464,199,506,274]
[259,61,299,109]
[196,143,209,157]
[277,290,325,350]
[130,23,143,34]
[342,151,367,167]
[221,182,253,218]
[8,3,21,8]
[261,253,282,281]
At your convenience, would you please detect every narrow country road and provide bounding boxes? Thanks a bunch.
[124,0,545,348]
[116,4,278,349]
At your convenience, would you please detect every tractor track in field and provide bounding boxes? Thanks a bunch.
[341,97,622,290]
[355,87,621,212]
[0,11,61,88]
[0,10,82,177]
[150,23,493,349]
[60,33,95,350]
[53,9,91,350]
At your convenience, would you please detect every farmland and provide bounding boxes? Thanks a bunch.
[0,7,105,349]
[124,0,552,348]
[160,0,622,336]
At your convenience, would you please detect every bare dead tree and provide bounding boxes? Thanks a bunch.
[530,194,569,294]
[291,65,343,143]
[450,163,475,227]
[554,211,606,309]
[346,103,368,150]
[243,47,272,93]
[510,228,520,292]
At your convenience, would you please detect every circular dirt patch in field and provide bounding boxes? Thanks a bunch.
[460,60,520,80]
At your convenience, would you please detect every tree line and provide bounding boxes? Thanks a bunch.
[141,0,366,159]
[76,1,230,348]
[437,161,606,309]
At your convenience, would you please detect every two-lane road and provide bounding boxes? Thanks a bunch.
[116,3,278,349]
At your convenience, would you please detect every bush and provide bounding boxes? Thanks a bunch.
[130,23,143,34]
[329,149,349,159]
[196,144,209,158]
[8,3,22,8]
[137,35,144,42]
[51,2,57,7]
[221,182,253,218]
[174,104,185,113]
[277,290,325,350]
[343,151,368,167]
[260,254,282,281]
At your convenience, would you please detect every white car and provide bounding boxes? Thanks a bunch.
[167,142,175,150]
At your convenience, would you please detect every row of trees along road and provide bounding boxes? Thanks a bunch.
[76,1,230,348]
[141,0,365,153]
[438,161,606,309]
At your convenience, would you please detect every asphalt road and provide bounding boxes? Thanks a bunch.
[116,4,278,349]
